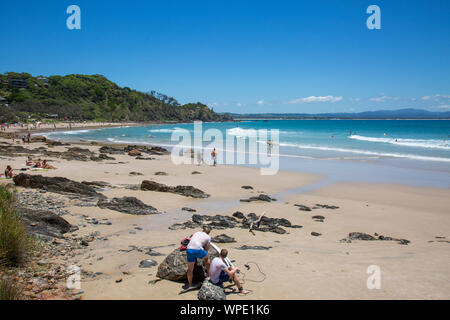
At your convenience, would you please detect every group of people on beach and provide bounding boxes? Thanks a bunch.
[26,156,57,170]
[183,225,249,295]
[2,157,56,179]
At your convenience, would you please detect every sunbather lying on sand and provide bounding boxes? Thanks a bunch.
[33,159,42,168]
[42,160,56,170]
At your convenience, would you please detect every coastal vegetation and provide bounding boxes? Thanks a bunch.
[0,72,232,123]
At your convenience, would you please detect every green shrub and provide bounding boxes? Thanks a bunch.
[0,276,22,300]
[0,185,31,267]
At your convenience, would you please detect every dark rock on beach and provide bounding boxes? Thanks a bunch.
[241,186,254,190]
[198,280,226,300]
[82,181,111,188]
[20,207,75,239]
[169,212,301,234]
[294,204,312,212]
[341,232,410,245]
[236,245,271,250]
[182,207,197,212]
[141,180,210,198]
[240,194,276,203]
[311,232,322,237]
[232,211,245,219]
[99,146,124,155]
[13,174,104,198]
[139,259,158,268]
[97,197,160,215]
[157,247,219,282]
[212,234,236,243]
[314,204,339,210]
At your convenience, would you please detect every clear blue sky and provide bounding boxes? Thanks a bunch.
[1,0,449,113]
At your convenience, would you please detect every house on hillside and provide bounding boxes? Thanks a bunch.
[37,76,49,86]
[11,79,27,88]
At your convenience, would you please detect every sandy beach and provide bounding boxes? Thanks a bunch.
[0,131,449,300]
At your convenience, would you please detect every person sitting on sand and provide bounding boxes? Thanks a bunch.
[26,156,35,166]
[186,225,212,290]
[42,160,56,170]
[209,249,249,295]
[5,165,16,178]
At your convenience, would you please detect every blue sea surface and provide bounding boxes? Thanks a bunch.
[44,120,450,188]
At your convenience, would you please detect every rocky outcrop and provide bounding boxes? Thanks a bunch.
[156,247,219,282]
[240,194,276,202]
[81,181,111,188]
[198,280,226,300]
[99,146,124,155]
[236,245,271,250]
[141,180,210,198]
[212,234,236,243]
[294,204,312,211]
[128,149,142,156]
[30,135,47,142]
[13,174,104,198]
[97,197,159,215]
[340,232,410,245]
[169,213,302,234]
[19,207,76,239]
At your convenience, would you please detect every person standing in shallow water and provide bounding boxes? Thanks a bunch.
[211,148,217,166]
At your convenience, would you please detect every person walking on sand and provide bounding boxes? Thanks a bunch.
[209,249,249,295]
[211,148,217,166]
[185,225,212,291]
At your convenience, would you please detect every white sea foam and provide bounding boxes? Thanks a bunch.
[149,127,185,133]
[278,142,450,162]
[226,127,296,138]
[349,135,450,150]
[61,129,91,135]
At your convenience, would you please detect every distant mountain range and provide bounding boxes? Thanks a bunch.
[228,108,450,120]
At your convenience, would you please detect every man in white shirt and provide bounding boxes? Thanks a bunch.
[186,225,212,290]
[209,249,249,294]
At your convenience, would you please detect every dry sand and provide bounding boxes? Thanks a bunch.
[1,135,449,300]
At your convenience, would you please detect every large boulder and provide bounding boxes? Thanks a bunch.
[141,180,210,199]
[13,174,104,198]
[30,135,47,142]
[198,279,226,300]
[157,247,219,282]
[128,149,142,156]
[19,207,76,239]
[99,146,124,155]
[97,197,159,215]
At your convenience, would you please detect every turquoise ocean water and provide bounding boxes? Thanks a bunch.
[44,120,450,188]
